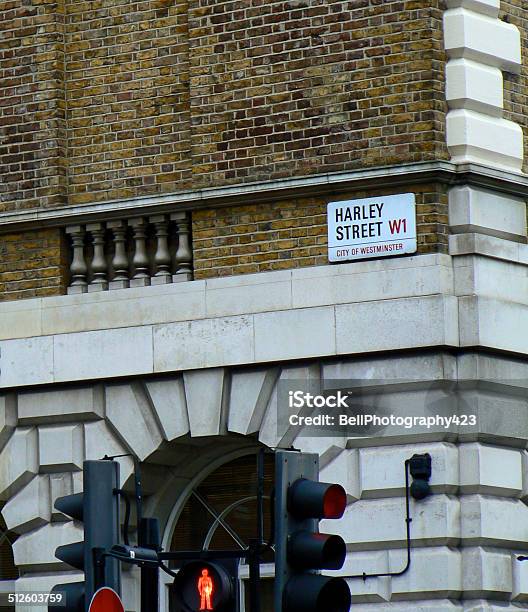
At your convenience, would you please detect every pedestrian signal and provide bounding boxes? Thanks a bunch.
[171,559,239,612]
[198,568,214,610]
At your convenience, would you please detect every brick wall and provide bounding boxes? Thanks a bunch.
[192,184,448,278]
[65,0,191,205]
[502,1,528,173]
[1,1,448,210]
[0,228,66,301]
[189,0,448,188]
[0,0,67,212]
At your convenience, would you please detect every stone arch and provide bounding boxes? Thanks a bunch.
[0,355,448,574]
[0,361,344,605]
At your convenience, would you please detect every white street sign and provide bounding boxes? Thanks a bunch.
[327,193,417,262]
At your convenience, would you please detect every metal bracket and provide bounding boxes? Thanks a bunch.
[349,459,413,580]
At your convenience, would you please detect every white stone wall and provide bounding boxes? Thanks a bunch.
[2,352,528,610]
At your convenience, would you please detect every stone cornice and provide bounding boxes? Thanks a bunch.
[0,161,527,234]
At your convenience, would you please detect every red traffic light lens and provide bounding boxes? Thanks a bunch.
[323,484,346,519]
[288,479,347,519]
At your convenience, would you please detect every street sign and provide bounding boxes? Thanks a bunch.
[327,193,417,262]
[88,588,124,612]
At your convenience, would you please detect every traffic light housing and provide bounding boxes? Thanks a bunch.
[49,460,121,612]
[274,450,351,612]
[409,453,432,500]
[170,558,240,612]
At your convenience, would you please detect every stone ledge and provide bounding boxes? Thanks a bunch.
[449,233,528,263]
[4,255,528,387]
[0,254,450,341]
[2,162,528,233]
[0,294,459,389]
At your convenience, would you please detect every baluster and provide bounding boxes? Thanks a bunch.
[150,214,172,285]
[171,212,193,282]
[108,220,130,290]
[129,217,151,287]
[66,225,88,294]
[86,222,108,291]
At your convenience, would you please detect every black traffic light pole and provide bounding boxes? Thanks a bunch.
[247,448,266,612]
[139,518,160,612]
[102,453,143,537]
[103,453,160,612]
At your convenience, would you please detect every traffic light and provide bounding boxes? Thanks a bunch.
[49,460,121,612]
[274,450,351,612]
[409,453,432,500]
[170,558,240,612]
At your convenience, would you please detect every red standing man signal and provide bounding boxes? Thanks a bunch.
[198,568,214,610]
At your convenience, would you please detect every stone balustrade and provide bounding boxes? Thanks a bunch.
[65,212,192,294]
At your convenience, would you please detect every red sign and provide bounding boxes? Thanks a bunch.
[88,587,124,612]
[176,561,232,611]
